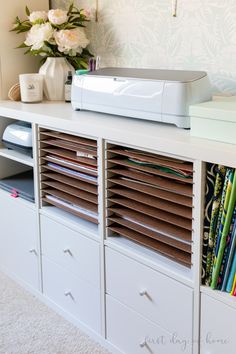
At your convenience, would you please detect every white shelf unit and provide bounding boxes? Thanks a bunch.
[0,101,236,354]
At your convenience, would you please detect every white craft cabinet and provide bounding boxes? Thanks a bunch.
[41,215,102,334]
[0,189,39,290]
[0,102,235,354]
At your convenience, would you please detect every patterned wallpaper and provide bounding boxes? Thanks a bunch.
[51,0,236,94]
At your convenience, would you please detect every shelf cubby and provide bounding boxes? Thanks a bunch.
[39,129,98,224]
[106,144,194,267]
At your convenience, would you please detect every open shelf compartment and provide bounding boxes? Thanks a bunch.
[202,162,236,298]
[39,128,99,224]
[106,143,194,268]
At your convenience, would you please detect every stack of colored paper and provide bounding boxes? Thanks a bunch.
[202,164,236,295]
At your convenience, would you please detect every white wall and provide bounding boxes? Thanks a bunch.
[52,0,236,94]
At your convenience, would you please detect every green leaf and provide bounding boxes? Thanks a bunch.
[16,42,28,49]
[67,2,74,15]
[25,6,30,16]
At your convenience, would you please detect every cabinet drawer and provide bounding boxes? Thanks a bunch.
[106,295,192,354]
[105,247,193,338]
[0,189,39,290]
[42,257,101,334]
[201,293,236,354]
[41,215,100,288]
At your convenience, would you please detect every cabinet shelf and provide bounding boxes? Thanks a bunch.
[0,145,34,167]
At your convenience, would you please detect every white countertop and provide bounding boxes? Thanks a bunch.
[0,100,236,166]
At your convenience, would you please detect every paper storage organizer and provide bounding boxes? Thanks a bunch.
[39,129,98,224]
[106,143,194,267]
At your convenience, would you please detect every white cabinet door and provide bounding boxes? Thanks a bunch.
[201,293,236,354]
[106,247,193,340]
[41,215,100,288]
[106,295,193,354]
[42,257,101,334]
[0,190,39,290]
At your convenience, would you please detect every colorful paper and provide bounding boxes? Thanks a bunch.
[211,171,236,289]
[202,163,217,284]
[205,165,227,286]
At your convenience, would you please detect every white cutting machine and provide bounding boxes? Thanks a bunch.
[71,68,212,128]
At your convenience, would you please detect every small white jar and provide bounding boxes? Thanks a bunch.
[19,74,44,103]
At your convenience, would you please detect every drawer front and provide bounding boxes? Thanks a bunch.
[106,295,192,354]
[0,190,39,290]
[201,293,236,354]
[42,257,101,334]
[41,215,100,288]
[105,247,193,338]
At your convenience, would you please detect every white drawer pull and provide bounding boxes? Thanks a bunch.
[139,289,148,296]
[29,249,37,256]
[63,248,73,256]
[64,291,74,300]
[139,339,146,348]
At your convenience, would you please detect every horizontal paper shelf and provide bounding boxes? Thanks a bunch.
[43,197,98,224]
[41,156,97,176]
[41,138,97,157]
[43,188,98,213]
[108,216,191,253]
[40,131,97,147]
[42,164,98,185]
[108,196,192,230]
[108,168,193,197]
[108,224,192,267]
[42,172,98,194]
[109,206,192,242]
[108,157,193,184]
[107,147,193,172]
[41,147,97,167]
[108,185,192,218]
[42,181,98,204]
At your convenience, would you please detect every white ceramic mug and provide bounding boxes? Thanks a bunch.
[19,74,44,103]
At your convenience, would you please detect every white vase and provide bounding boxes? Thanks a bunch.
[39,57,75,101]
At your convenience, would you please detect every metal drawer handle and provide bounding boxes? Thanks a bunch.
[29,249,37,256]
[63,248,73,256]
[139,289,148,297]
[139,339,146,348]
[64,291,74,300]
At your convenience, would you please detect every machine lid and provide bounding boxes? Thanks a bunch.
[87,67,207,83]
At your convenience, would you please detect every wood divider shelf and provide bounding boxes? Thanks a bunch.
[106,144,194,267]
[39,129,98,224]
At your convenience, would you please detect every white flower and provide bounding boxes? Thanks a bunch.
[24,23,54,50]
[48,9,68,25]
[29,11,48,23]
[80,9,91,19]
[54,28,89,54]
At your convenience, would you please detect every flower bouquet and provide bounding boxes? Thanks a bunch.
[11,3,92,69]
